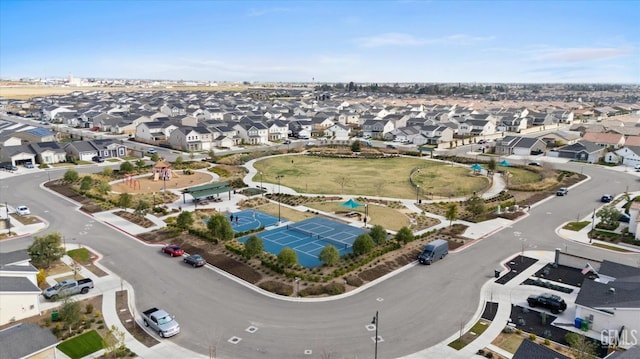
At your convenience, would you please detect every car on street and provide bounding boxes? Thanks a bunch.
[92,156,105,163]
[161,245,184,257]
[386,144,398,149]
[146,148,158,155]
[478,140,487,144]
[556,187,568,196]
[528,162,541,167]
[16,206,30,215]
[3,164,18,171]
[183,254,206,267]
[283,140,291,145]
[601,194,614,203]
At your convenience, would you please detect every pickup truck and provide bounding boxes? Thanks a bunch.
[43,278,94,300]
[527,293,567,314]
[142,307,180,338]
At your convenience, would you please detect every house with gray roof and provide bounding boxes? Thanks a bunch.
[495,136,546,155]
[30,141,68,164]
[0,144,37,167]
[575,260,640,349]
[0,323,59,358]
[552,141,605,163]
[512,338,570,359]
[0,250,42,325]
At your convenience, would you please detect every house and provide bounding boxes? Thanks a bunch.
[0,250,42,326]
[0,323,59,359]
[604,146,640,166]
[362,119,394,139]
[512,338,570,359]
[30,141,68,164]
[605,345,640,358]
[538,130,582,147]
[63,140,100,161]
[167,125,216,151]
[135,120,178,144]
[0,145,37,167]
[325,123,351,141]
[91,138,128,159]
[497,116,528,133]
[266,120,288,142]
[574,260,640,349]
[553,141,605,163]
[458,119,496,136]
[495,136,546,155]
[582,132,625,149]
[233,122,269,145]
[628,202,640,240]
[12,128,56,144]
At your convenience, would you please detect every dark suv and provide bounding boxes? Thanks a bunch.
[527,293,567,314]
[92,156,105,163]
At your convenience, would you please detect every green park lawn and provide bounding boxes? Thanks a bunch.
[306,202,410,231]
[254,156,491,199]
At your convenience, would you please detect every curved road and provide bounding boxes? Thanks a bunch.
[2,162,639,358]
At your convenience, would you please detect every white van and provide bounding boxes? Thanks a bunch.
[635,164,640,172]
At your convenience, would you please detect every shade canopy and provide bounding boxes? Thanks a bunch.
[341,198,363,209]
[499,160,511,167]
[470,163,484,171]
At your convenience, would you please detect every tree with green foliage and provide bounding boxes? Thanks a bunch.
[189,151,195,160]
[27,232,66,268]
[175,211,194,231]
[206,214,234,241]
[134,200,150,216]
[487,157,497,173]
[79,176,93,192]
[351,140,361,152]
[102,325,126,358]
[445,203,459,226]
[175,156,184,165]
[466,194,485,218]
[395,226,414,245]
[63,169,79,183]
[565,333,597,359]
[135,159,146,170]
[120,161,134,173]
[102,166,113,177]
[118,193,132,209]
[596,205,620,229]
[244,235,264,259]
[353,234,375,255]
[369,225,387,245]
[277,247,298,267]
[150,153,160,162]
[59,297,81,335]
[208,150,216,162]
[95,181,111,195]
[319,245,340,266]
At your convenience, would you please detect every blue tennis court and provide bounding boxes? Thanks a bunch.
[228,210,281,233]
[239,217,368,268]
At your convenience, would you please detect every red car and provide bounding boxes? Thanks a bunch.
[161,245,184,257]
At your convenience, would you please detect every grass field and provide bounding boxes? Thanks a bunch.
[57,330,104,359]
[306,202,410,231]
[254,156,490,199]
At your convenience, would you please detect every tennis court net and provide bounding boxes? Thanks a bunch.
[320,237,350,250]
[286,224,316,238]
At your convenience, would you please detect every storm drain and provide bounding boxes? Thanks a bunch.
[228,336,242,344]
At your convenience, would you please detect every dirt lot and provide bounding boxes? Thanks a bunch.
[110,171,214,194]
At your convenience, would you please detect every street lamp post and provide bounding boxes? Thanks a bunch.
[372,311,379,359]
[364,204,368,227]
[260,172,264,196]
[276,175,283,224]
[416,185,420,203]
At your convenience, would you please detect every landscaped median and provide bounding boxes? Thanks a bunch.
[448,319,491,350]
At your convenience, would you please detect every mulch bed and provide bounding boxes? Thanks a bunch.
[495,255,538,285]
[46,182,107,214]
[509,305,608,357]
[115,290,159,348]
[114,211,155,228]
[534,263,592,287]
[481,302,499,321]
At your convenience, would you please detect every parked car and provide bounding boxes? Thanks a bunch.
[619,213,631,223]
[601,194,614,203]
[16,206,30,215]
[42,278,94,301]
[283,140,292,145]
[24,162,34,168]
[386,144,398,149]
[183,254,206,267]
[92,156,105,163]
[635,164,640,172]
[161,245,184,257]
[528,162,541,167]
[142,307,180,338]
[418,239,449,265]
[146,148,158,155]
[478,140,487,144]
[3,164,18,171]
[527,293,567,314]
[556,187,568,196]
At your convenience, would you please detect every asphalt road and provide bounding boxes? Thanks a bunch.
[3,160,640,358]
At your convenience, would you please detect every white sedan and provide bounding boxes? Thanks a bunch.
[16,206,30,215]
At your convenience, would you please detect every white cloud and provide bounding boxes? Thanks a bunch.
[247,7,292,17]
[533,47,634,62]
[355,32,494,48]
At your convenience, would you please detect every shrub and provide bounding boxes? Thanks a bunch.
[529,333,536,341]
[85,303,94,314]
[258,281,293,296]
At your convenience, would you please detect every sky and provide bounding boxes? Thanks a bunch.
[1,0,638,84]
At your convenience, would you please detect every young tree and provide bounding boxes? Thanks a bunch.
[27,232,66,268]
[244,235,264,259]
[319,245,340,266]
[120,161,134,173]
[103,325,126,358]
[208,150,216,162]
[353,234,375,255]
[95,181,111,195]
[79,176,93,192]
[466,194,485,218]
[63,169,79,183]
[118,193,132,209]
[175,156,184,165]
[565,333,597,359]
[134,199,150,216]
[277,247,298,267]
[150,153,160,162]
[206,214,234,241]
[369,225,387,245]
[351,140,361,152]
[596,205,620,228]
[176,211,194,231]
[445,203,459,226]
[487,157,497,173]
[135,158,146,170]
[102,166,113,177]
[59,297,81,335]
[395,227,414,245]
